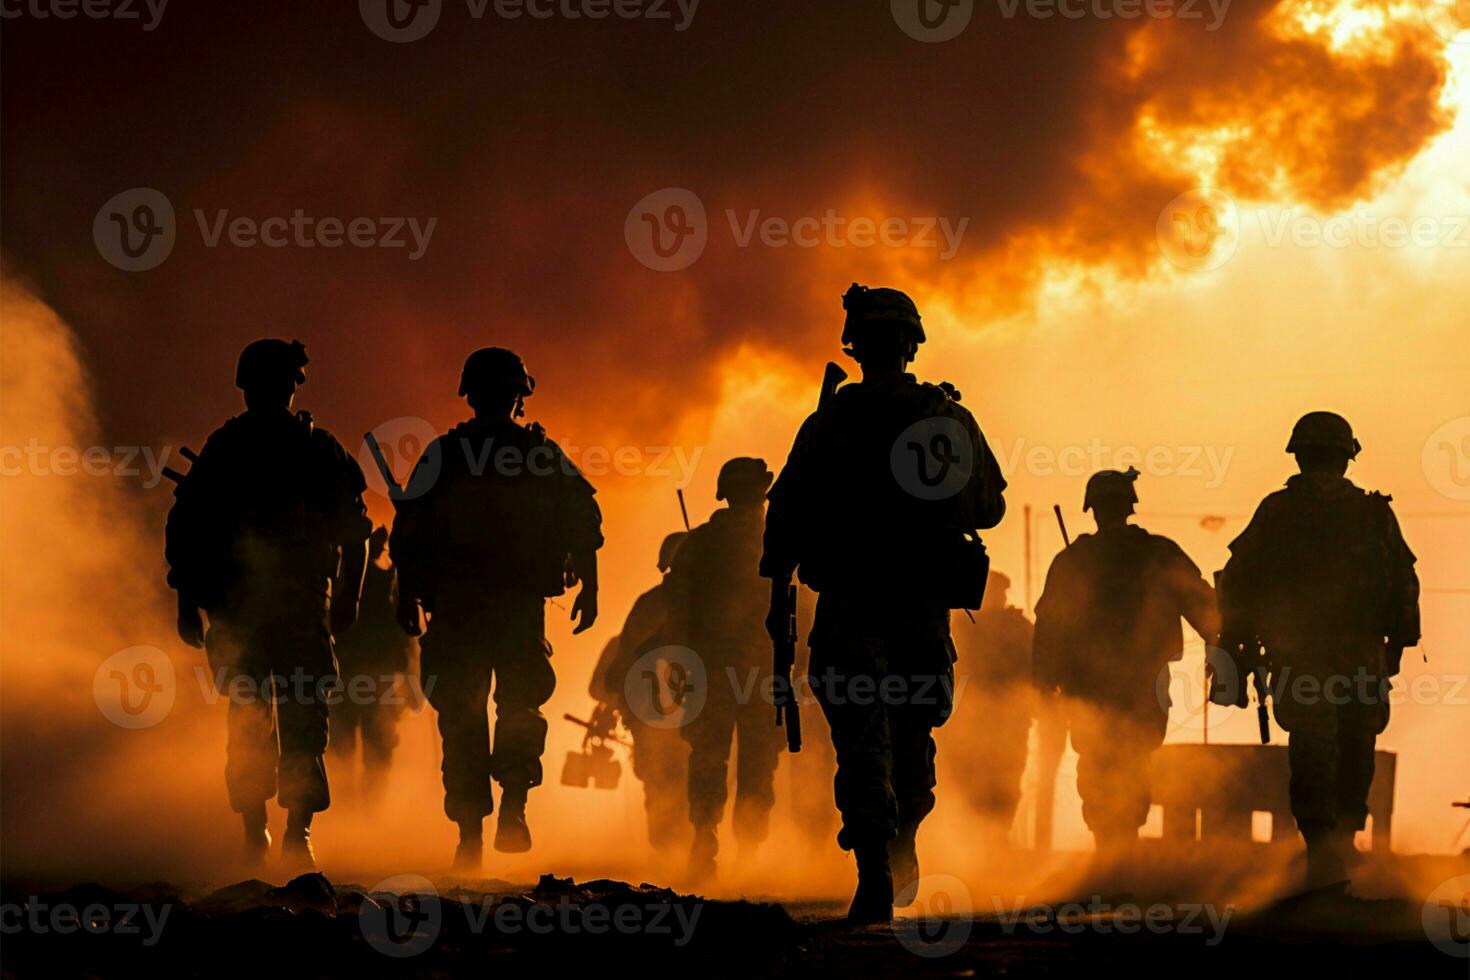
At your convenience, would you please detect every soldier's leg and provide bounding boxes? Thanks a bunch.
[487,597,556,853]
[1275,681,1350,886]
[683,684,736,878]
[1335,677,1389,840]
[1068,703,1138,850]
[212,623,278,857]
[422,625,496,826]
[634,726,693,854]
[732,693,784,851]
[328,689,361,765]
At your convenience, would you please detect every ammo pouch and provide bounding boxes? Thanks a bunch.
[934,533,989,610]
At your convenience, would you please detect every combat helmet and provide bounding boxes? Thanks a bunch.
[841,283,925,348]
[1286,411,1360,459]
[235,339,309,390]
[1083,466,1141,512]
[459,347,536,399]
[716,457,774,502]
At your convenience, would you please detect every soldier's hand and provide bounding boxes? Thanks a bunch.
[331,598,359,636]
[176,601,205,649]
[397,597,423,637]
[571,586,598,634]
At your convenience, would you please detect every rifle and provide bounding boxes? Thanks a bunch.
[773,582,802,753]
[772,362,847,754]
[362,431,406,503]
[1053,504,1071,547]
[676,488,691,532]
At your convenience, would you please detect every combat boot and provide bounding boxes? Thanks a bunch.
[281,811,317,870]
[687,824,718,883]
[241,805,271,865]
[888,827,920,907]
[495,786,532,853]
[455,818,484,871]
[1303,832,1349,891]
[848,843,894,925]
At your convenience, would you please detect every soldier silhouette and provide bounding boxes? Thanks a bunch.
[761,283,1007,924]
[943,569,1033,851]
[165,339,371,867]
[390,347,603,869]
[1033,468,1218,869]
[586,532,693,867]
[663,458,784,882]
[329,525,418,802]
[1214,412,1419,890]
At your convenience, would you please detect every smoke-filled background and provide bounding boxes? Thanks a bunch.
[2,0,1468,897]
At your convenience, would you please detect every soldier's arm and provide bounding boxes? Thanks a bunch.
[388,441,445,607]
[1380,501,1421,656]
[965,415,1008,531]
[320,431,373,632]
[1162,540,1221,645]
[546,437,604,633]
[1029,553,1075,693]
[662,528,699,644]
[1218,499,1274,640]
[760,412,820,583]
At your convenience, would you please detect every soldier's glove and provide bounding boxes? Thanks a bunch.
[571,585,598,635]
[176,596,205,650]
[397,596,424,637]
[1206,643,1248,708]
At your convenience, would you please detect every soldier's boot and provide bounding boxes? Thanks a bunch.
[494,787,532,854]
[888,826,920,908]
[687,824,718,883]
[281,811,317,870]
[1303,832,1349,891]
[847,843,894,926]
[455,819,484,871]
[241,804,271,865]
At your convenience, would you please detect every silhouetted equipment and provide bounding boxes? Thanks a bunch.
[1152,744,1395,850]
[840,282,924,345]
[561,710,627,790]
[363,431,405,501]
[459,346,535,398]
[774,582,802,753]
[235,338,308,389]
[820,361,848,407]
[677,488,691,531]
[161,445,198,485]
[1053,504,1070,547]
[1083,466,1140,512]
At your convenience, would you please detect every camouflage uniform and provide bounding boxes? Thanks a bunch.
[1033,522,1216,844]
[390,416,603,824]
[945,587,1033,839]
[1221,471,1419,845]
[589,580,691,854]
[166,408,370,817]
[762,374,1006,852]
[665,504,785,849]
[330,554,415,784]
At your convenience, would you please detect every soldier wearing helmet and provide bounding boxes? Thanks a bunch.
[1215,412,1419,890]
[942,569,1035,853]
[761,283,1007,923]
[585,531,693,869]
[165,339,371,867]
[1033,468,1218,871]
[660,458,781,882]
[390,346,603,869]
[329,526,418,802]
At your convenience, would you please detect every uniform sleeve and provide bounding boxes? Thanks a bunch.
[545,437,605,555]
[1380,502,1421,647]
[761,412,821,580]
[964,413,1008,531]
[1159,539,1221,644]
[320,430,372,550]
[1031,550,1079,690]
[1219,497,1274,638]
[389,436,448,602]
[164,428,227,599]
[662,525,702,644]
